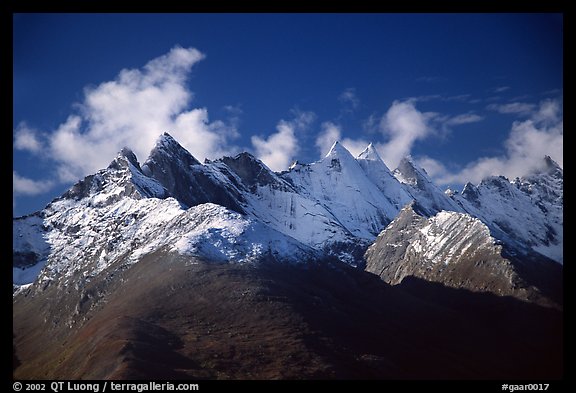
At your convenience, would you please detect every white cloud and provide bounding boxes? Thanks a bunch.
[378,100,433,169]
[420,99,563,186]
[445,113,484,126]
[13,172,54,196]
[341,138,371,157]
[415,157,450,179]
[321,100,485,170]
[316,122,341,157]
[14,123,42,153]
[251,122,297,172]
[315,121,370,158]
[532,98,561,124]
[487,102,536,115]
[362,113,379,134]
[252,111,315,171]
[15,46,241,184]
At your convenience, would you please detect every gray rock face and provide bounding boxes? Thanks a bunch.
[60,150,168,204]
[141,133,246,213]
[219,152,292,192]
[365,202,562,308]
[393,157,462,216]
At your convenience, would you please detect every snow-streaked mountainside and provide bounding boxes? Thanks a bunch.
[282,142,405,240]
[13,133,563,295]
[393,156,463,215]
[365,203,562,307]
[451,157,563,263]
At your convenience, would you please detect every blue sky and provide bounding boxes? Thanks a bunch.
[13,13,563,216]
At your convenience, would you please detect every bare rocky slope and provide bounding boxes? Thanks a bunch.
[365,203,562,309]
[14,252,562,379]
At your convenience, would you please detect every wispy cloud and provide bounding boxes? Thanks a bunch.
[542,88,562,96]
[13,172,54,196]
[487,102,536,115]
[14,123,43,153]
[315,122,342,157]
[419,99,563,186]
[362,113,380,134]
[444,113,484,126]
[315,121,369,158]
[14,46,241,184]
[252,111,315,171]
[408,94,442,102]
[315,100,483,169]
[493,86,510,93]
[338,88,360,113]
[409,93,478,105]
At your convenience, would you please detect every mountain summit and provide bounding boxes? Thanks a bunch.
[13,133,563,287]
[13,133,563,379]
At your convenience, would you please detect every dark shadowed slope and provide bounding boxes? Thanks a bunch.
[14,250,562,380]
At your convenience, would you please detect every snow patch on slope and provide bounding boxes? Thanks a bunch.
[171,203,317,264]
[409,211,495,265]
[453,172,563,263]
[283,141,399,239]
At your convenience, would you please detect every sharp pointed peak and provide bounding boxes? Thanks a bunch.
[396,155,418,172]
[394,155,434,186]
[107,146,141,172]
[541,155,562,173]
[120,146,140,165]
[325,140,353,159]
[155,132,179,147]
[357,142,382,161]
[146,132,200,166]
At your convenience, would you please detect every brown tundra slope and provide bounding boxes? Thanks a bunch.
[14,248,562,380]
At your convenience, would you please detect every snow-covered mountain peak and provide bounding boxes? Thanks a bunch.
[142,132,201,174]
[117,147,140,168]
[356,143,382,162]
[13,133,563,295]
[355,144,412,211]
[514,156,563,202]
[479,175,514,195]
[393,156,431,187]
[460,182,480,206]
[537,155,563,178]
[279,140,405,242]
[319,140,365,175]
[393,156,463,216]
[106,146,140,171]
[57,147,167,205]
[146,132,200,165]
[139,133,229,209]
[452,165,563,264]
[325,140,346,158]
[323,141,361,166]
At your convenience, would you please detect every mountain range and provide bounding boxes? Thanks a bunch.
[13,133,563,379]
